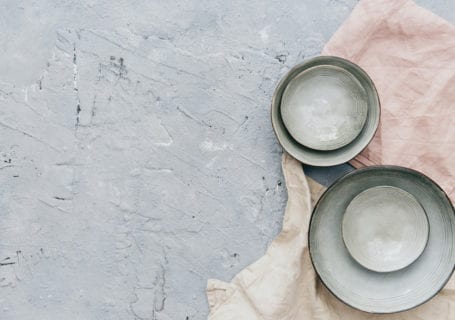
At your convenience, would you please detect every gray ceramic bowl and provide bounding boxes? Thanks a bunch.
[271,56,380,166]
[309,166,455,313]
[281,64,368,151]
[342,185,429,273]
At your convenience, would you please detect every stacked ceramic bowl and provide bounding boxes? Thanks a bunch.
[271,56,380,167]
[271,56,455,313]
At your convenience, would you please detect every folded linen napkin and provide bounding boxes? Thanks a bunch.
[207,0,455,318]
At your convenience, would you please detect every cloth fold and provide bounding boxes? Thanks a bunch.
[207,153,325,319]
[207,0,455,318]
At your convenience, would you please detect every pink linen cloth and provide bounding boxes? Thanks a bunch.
[323,0,454,201]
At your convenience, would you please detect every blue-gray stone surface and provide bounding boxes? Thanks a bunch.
[0,1,453,319]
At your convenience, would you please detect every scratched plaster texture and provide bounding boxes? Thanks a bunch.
[0,1,454,319]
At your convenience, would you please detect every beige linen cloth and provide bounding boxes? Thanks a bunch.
[207,0,455,318]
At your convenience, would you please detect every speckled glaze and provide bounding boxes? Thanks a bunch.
[271,56,380,166]
[309,166,455,314]
[281,65,368,151]
[342,186,429,273]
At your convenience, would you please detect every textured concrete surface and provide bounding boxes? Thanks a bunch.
[0,1,454,319]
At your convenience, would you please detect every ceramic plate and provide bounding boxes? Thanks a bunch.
[271,56,380,166]
[309,166,455,313]
[281,65,368,151]
[342,186,429,273]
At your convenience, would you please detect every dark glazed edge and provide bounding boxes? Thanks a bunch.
[270,55,382,166]
[307,165,455,314]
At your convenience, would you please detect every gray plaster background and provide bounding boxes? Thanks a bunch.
[0,1,454,319]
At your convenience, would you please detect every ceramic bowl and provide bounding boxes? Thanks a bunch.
[281,64,368,151]
[342,186,429,273]
[271,56,380,166]
[309,166,455,313]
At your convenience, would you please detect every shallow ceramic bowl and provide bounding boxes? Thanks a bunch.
[342,185,429,273]
[281,64,368,151]
[309,166,455,313]
[271,56,380,166]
